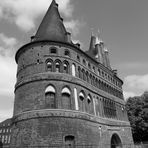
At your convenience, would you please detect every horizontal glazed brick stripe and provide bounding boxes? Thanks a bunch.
[8,143,148,148]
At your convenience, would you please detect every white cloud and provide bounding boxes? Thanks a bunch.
[0,0,74,32]
[0,56,16,92]
[0,55,16,122]
[0,33,18,56]
[0,109,13,122]
[123,74,148,99]
[123,91,137,100]
[64,20,85,37]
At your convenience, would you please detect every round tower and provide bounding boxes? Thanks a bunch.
[11,0,134,148]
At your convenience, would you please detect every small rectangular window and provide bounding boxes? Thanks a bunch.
[50,48,57,54]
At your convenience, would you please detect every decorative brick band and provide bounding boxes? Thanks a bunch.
[12,109,130,127]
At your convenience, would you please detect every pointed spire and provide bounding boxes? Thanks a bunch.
[89,28,96,52]
[104,47,111,69]
[34,0,67,42]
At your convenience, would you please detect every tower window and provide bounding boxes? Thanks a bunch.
[93,66,95,73]
[45,85,56,108]
[63,61,69,74]
[77,55,80,61]
[46,59,53,72]
[72,64,76,76]
[65,135,75,148]
[62,87,71,109]
[55,61,61,72]
[50,47,57,54]
[83,59,86,65]
[65,50,70,57]
[79,91,85,112]
[88,63,91,69]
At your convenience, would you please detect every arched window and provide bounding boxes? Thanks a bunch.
[93,66,95,73]
[72,64,76,76]
[65,135,75,148]
[90,74,93,85]
[77,55,80,62]
[98,69,100,75]
[79,91,85,112]
[78,66,81,78]
[63,61,69,74]
[95,97,100,116]
[45,85,56,109]
[83,59,86,65]
[46,59,53,72]
[92,76,95,86]
[55,60,61,72]
[62,87,71,109]
[88,63,91,69]
[82,69,86,81]
[111,134,122,148]
[86,71,89,83]
[87,95,92,114]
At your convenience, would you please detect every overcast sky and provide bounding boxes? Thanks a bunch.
[0,0,148,122]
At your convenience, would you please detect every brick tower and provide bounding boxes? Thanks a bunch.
[11,0,134,147]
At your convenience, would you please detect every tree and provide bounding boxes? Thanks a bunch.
[126,92,148,143]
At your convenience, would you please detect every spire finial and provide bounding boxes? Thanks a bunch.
[91,28,94,36]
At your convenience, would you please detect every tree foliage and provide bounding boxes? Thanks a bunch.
[126,92,148,142]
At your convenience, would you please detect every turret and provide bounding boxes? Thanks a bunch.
[87,33,97,58]
[34,0,68,43]
[104,47,111,69]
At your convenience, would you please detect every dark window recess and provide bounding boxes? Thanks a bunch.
[83,59,86,65]
[55,62,60,72]
[65,136,75,148]
[50,48,57,54]
[37,59,40,64]
[77,55,80,61]
[46,61,53,71]
[63,63,69,73]
[45,92,56,108]
[65,50,70,56]
[88,63,91,69]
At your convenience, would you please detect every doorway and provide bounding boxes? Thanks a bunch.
[65,135,75,148]
[111,134,122,148]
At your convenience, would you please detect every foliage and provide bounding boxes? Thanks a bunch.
[125,92,148,143]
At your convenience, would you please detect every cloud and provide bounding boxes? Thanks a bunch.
[123,91,137,100]
[0,56,16,92]
[123,74,148,99]
[64,20,85,37]
[0,109,13,122]
[0,33,18,56]
[0,0,74,32]
[0,55,16,122]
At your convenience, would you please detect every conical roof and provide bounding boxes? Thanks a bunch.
[89,35,96,52]
[34,0,67,42]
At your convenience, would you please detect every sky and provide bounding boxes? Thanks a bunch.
[0,0,148,122]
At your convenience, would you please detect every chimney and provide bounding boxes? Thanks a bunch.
[66,32,71,43]
[104,48,111,69]
[99,41,107,66]
[95,44,102,63]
